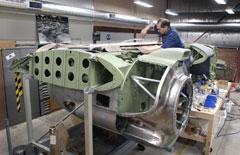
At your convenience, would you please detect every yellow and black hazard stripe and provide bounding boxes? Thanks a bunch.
[15,72,23,112]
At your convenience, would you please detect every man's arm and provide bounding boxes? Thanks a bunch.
[139,23,154,38]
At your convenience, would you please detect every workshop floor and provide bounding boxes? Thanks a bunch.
[1,92,240,155]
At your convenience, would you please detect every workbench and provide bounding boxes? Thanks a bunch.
[180,82,231,155]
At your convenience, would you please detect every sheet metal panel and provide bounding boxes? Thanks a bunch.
[2,46,40,126]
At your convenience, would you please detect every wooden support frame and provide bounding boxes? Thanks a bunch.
[0,49,6,129]
[180,82,231,155]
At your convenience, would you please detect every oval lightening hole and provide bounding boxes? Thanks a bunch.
[82,74,88,83]
[82,59,89,68]
[55,71,61,79]
[56,57,62,66]
[34,68,39,76]
[68,58,75,67]
[44,69,51,77]
[45,57,50,64]
[35,56,39,63]
[68,72,74,81]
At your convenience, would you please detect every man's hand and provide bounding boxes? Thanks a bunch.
[139,23,155,38]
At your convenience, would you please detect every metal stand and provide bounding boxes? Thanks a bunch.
[12,74,35,155]
[17,73,96,155]
[5,119,13,155]
[22,74,33,143]
[84,87,95,155]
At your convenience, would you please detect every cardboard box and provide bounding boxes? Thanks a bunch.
[49,98,61,112]
[0,40,16,48]
[217,80,228,89]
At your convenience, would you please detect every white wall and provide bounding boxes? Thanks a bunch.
[0,12,36,41]
[97,32,134,44]
[0,0,94,43]
[0,12,93,43]
[69,19,93,44]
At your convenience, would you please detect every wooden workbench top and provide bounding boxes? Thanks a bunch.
[190,82,231,119]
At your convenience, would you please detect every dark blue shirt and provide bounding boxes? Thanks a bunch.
[154,26,184,48]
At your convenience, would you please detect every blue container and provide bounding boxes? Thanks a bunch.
[204,95,217,108]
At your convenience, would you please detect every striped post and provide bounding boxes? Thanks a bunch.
[15,72,23,112]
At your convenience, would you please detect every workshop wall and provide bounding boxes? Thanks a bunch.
[0,0,167,43]
[217,48,240,81]
[0,12,36,41]
[0,12,93,43]
[44,0,93,44]
[167,0,240,48]
[94,0,166,28]
[0,0,94,43]
[96,32,134,43]
[69,19,93,44]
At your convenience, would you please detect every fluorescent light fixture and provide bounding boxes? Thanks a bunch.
[187,19,203,23]
[171,23,196,28]
[225,8,235,14]
[114,14,149,24]
[115,14,139,21]
[214,0,226,4]
[134,0,153,8]
[165,9,179,16]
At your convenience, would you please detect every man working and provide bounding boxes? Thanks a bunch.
[140,18,184,48]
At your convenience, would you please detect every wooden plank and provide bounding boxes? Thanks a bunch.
[180,132,206,143]
[238,49,240,81]
[0,49,6,129]
[0,40,15,48]
[205,119,214,155]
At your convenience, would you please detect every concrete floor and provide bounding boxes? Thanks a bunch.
[0,110,72,155]
[1,93,240,155]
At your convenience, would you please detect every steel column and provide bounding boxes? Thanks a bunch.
[22,74,33,143]
[5,119,13,155]
[84,88,95,155]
